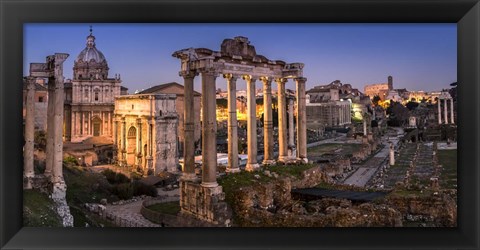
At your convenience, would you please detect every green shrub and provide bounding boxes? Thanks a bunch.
[63,156,78,166]
[114,172,130,184]
[132,181,158,197]
[113,183,134,200]
[102,169,117,183]
[102,169,130,184]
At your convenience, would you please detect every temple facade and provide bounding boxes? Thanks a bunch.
[64,28,125,142]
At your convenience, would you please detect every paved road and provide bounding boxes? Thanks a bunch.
[104,187,180,227]
[342,128,403,187]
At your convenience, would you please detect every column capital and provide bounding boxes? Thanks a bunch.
[242,74,257,82]
[275,77,288,84]
[179,70,198,79]
[223,73,239,81]
[260,76,272,85]
[294,77,307,83]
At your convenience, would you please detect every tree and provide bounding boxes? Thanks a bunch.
[372,95,381,106]
[405,101,419,111]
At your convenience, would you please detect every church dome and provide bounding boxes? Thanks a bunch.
[75,28,107,63]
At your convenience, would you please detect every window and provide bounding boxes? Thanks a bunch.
[128,126,136,138]
[132,105,134,109]
[95,92,99,101]
[85,89,88,98]
[38,97,43,102]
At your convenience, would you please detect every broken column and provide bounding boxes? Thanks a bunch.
[225,73,240,173]
[244,75,259,171]
[23,76,36,189]
[389,143,395,166]
[261,76,275,165]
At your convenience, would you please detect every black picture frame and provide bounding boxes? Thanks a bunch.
[1,0,479,249]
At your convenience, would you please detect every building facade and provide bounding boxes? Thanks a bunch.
[139,82,201,155]
[22,78,48,131]
[305,80,352,129]
[64,28,125,142]
[114,94,179,175]
[364,75,393,100]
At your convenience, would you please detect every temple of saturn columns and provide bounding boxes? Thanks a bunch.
[437,91,455,125]
[172,36,307,224]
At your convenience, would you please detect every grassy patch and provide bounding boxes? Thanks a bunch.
[147,201,180,215]
[23,189,63,227]
[437,149,457,189]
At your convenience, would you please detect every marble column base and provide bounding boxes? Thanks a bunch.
[297,157,309,164]
[225,167,241,174]
[262,159,276,166]
[201,181,219,188]
[245,163,260,172]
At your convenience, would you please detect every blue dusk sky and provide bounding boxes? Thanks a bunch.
[24,23,457,93]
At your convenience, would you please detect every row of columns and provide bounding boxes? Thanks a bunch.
[24,53,69,189]
[181,69,308,188]
[437,98,455,125]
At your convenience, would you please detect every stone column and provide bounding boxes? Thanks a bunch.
[121,117,126,166]
[107,112,111,136]
[180,70,197,180]
[288,97,295,159]
[363,118,367,136]
[338,105,343,125]
[147,119,153,173]
[52,53,68,184]
[295,77,308,163]
[24,77,36,189]
[389,143,395,166]
[244,75,259,171]
[45,78,55,177]
[444,98,448,124]
[201,69,218,187]
[276,78,288,163]
[450,98,454,124]
[225,73,240,172]
[261,76,275,165]
[136,118,142,169]
[113,117,118,146]
[437,98,442,124]
[82,112,85,135]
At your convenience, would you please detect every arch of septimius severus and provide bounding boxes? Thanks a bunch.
[173,36,307,224]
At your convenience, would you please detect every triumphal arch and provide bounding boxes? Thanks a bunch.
[172,36,307,225]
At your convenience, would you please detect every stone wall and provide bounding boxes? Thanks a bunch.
[179,181,232,226]
[228,168,402,227]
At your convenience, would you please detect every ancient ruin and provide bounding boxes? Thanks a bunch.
[25,53,73,226]
[113,94,179,174]
[172,36,307,224]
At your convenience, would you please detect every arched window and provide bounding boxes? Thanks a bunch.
[84,89,88,98]
[95,92,99,101]
[128,126,136,138]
